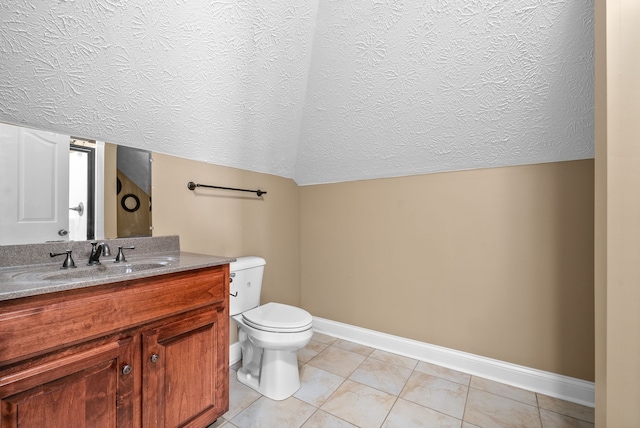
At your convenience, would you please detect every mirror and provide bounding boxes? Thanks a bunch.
[115,145,152,239]
[0,122,152,245]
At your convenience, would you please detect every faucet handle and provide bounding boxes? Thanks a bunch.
[115,246,135,263]
[50,250,77,269]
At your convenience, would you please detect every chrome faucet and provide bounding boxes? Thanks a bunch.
[87,242,110,265]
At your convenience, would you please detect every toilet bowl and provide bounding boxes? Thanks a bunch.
[230,257,313,400]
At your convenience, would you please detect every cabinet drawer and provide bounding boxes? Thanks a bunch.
[0,266,228,365]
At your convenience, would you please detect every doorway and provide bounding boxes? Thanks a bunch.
[68,141,95,241]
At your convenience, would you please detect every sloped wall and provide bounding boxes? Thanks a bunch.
[296,1,594,184]
[0,1,317,178]
[0,1,593,185]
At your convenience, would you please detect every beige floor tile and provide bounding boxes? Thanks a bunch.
[415,361,471,385]
[294,364,345,407]
[206,418,229,427]
[225,333,587,428]
[537,394,594,424]
[321,379,396,428]
[298,340,329,363]
[540,409,594,428]
[302,410,358,427]
[369,349,418,370]
[464,388,541,428]
[222,370,262,420]
[332,339,375,356]
[382,398,462,428]
[349,357,413,395]
[470,376,537,406]
[231,396,316,428]
[307,346,367,378]
[311,331,338,345]
[400,370,469,419]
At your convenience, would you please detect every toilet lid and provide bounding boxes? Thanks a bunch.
[242,302,313,332]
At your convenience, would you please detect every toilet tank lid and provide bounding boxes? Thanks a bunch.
[230,256,266,272]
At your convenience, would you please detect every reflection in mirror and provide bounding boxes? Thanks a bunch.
[115,146,152,238]
[0,123,152,245]
[69,139,97,242]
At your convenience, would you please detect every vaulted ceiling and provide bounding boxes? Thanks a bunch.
[0,1,594,185]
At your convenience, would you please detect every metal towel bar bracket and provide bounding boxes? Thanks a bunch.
[187,181,266,197]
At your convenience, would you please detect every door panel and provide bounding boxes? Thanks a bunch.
[0,123,69,244]
[0,338,135,428]
[5,362,115,427]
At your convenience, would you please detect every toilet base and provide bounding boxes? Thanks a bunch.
[237,348,301,400]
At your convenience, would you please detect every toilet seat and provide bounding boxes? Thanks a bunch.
[242,302,313,333]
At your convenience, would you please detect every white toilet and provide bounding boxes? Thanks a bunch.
[230,256,313,400]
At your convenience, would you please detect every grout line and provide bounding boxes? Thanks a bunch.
[380,395,399,428]
[536,391,543,428]
[461,379,472,425]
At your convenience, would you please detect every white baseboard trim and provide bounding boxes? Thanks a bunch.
[230,341,242,365]
[312,316,595,408]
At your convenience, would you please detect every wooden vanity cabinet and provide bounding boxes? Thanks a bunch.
[0,265,229,428]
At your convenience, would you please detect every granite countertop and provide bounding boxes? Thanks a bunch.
[0,236,235,302]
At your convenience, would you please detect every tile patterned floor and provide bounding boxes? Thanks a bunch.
[208,332,594,428]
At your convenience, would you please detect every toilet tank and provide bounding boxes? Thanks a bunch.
[229,256,266,316]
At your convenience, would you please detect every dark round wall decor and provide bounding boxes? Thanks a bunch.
[121,193,140,212]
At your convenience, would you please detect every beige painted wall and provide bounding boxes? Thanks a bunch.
[594,0,607,422]
[103,143,117,238]
[300,160,594,381]
[151,152,300,343]
[150,152,594,383]
[595,1,640,425]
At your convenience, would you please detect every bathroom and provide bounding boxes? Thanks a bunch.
[0,1,638,426]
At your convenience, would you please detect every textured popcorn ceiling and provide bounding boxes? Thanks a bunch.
[0,0,317,179]
[0,1,593,186]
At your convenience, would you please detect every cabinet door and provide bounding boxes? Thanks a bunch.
[142,307,228,428]
[0,337,136,428]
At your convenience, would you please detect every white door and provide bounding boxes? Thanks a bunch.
[0,123,70,244]
[68,148,89,241]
